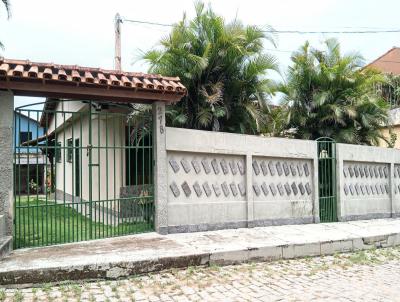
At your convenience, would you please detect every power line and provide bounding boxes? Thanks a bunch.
[266,48,294,53]
[123,18,174,27]
[267,29,400,34]
[122,18,400,34]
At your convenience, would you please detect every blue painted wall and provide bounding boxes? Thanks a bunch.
[14,112,45,154]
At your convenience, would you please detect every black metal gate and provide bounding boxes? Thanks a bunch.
[14,100,154,249]
[317,137,338,222]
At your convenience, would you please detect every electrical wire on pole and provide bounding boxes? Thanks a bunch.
[121,18,400,35]
[114,13,123,71]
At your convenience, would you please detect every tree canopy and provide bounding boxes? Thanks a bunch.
[141,3,390,146]
[276,38,389,145]
[142,2,278,134]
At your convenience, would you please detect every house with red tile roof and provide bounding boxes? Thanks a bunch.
[365,47,400,76]
[365,47,400,148]
[3,58,186,225]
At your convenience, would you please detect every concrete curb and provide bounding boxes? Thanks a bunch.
[1,230,400,286]
[0,253,210,286]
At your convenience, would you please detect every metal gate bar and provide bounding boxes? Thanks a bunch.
[14,100,154,249]
[316,137,338,222]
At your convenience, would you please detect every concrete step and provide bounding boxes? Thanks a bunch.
[1,218,400,286]
[0,236,12,260]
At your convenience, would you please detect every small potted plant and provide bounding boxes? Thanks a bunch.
[29,179,38,194]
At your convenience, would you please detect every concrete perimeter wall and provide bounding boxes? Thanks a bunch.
[337,143,400,221]
[164,127,319,233]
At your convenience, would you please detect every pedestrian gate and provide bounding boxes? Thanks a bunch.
[316,137,338,222]
[13,100,154,249]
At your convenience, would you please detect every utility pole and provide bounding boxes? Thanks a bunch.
[114,13,122,71]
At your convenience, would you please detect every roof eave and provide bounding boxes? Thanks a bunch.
[0,78,185,104]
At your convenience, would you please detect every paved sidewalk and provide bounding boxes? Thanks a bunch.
[2,247,400,301]
[1,219,400,285]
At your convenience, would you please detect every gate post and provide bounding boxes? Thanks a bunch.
[0,90,14,257]
[153,101,168,235]
[312,153,320,224]
[336,144,344,221]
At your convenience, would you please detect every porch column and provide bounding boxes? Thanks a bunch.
[153,101,168,234]
[0,90,14,257]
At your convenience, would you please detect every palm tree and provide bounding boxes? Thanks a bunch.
[142,1,278,134]
[1,0,10,16]
[277,38,389,145]
[1,0,11,50]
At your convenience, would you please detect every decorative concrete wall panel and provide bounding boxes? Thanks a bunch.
[342,162,389,199]
[167,152,246,204]
[165,127,318,232]
[252,157,313,202]
[341,160,391,219]
[252,157,314,224]
[394,164,400,214]
[337,143,397,221]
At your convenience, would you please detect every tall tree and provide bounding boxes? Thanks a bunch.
[142,2,278,134]
[0,0,11,50]
[277,38,389,145]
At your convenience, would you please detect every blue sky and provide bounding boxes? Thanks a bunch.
[1,0,400,108]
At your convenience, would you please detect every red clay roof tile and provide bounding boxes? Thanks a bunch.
[84,71,94,83]
[71,70,81,82]
[109,74,120,86]
[132,77,144,87]
[57,69,67,80]
[0,58,187,95]
[13,65,24,76]
[28,66,38,78]
[0,63,9,75]
[142,78,154,89]
[43,67,52,79]
[365,47,400,75]
[121,75,131,87]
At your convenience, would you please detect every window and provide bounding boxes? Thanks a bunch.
[67,138,73,163]
[19,131,32,145]
[55,142,62,163]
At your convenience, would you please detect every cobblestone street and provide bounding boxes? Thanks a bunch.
[1,247,400,302]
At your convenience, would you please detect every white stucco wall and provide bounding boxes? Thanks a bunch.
[52,102,126,209]
[337,143,400,220]
[165,127,319,233]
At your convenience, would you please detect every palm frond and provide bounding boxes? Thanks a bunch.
[274,38,389,145]
[140,1,277,133]
[2,0,10,18]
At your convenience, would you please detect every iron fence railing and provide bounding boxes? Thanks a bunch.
[14,100,154,249]
[316,137,338,222]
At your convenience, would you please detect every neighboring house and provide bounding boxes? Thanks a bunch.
[365,47,400,148]
[14,111,46,194]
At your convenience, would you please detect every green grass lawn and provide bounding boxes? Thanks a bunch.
[14,197,154,249]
